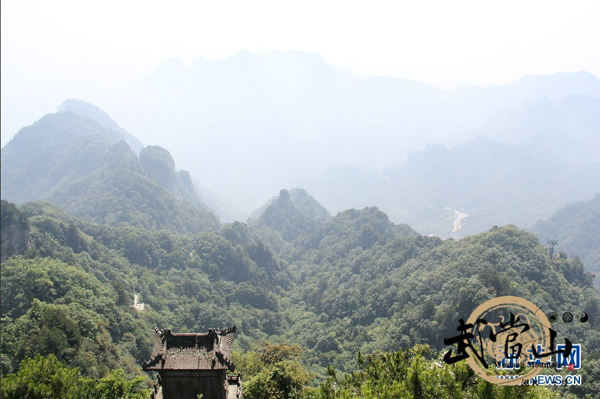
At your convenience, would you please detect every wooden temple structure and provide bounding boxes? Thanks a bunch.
[143,326,242,399]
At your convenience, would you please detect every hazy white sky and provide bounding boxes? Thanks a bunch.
[2,0,599,144]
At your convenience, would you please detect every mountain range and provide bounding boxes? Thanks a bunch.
[4,89,600,239]
[83,51,600,217]
[301,136,600,237]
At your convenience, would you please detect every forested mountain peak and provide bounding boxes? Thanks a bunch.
[250,189,327,244]
[138,145,208,209]
[105,140,142,171]
[139,145,176,185]
[304,206,418,253]
[249,188,332,246]
[45,139,219,233]
[285,188,332,225]
[58,99,143,153]
[1,112,122,203]
[3,112,117,161]
[1,103,219,234]
[251,188,330,221]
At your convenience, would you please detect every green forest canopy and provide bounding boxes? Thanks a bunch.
[1,199,599,398]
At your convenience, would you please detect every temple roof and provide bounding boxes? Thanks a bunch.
[143,326,237,371]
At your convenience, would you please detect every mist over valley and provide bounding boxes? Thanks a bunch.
[3,51,599,238]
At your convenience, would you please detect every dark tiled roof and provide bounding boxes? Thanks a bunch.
[143,326,237,371]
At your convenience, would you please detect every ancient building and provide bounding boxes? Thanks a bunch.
[143,326,242,399]
[132,294,145,311]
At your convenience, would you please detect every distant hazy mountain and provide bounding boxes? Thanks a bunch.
[531,194,600,288]
[302,137,600,237]
[1,103,219,233]
[249,188,332,251]
[475,94,600,164]
[1,111,129,203]
[97,51,599,216]
[250,188,331,225]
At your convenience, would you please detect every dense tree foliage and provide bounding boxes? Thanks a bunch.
[1,199,31,261]
[1,195,599,398]
[234,344,314,399]
[1,355,149,399]
[315,345,560,398]
[0,200,293,378]
[279,223,599,376]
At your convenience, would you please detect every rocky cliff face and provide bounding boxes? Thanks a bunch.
[1,200,31,261]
